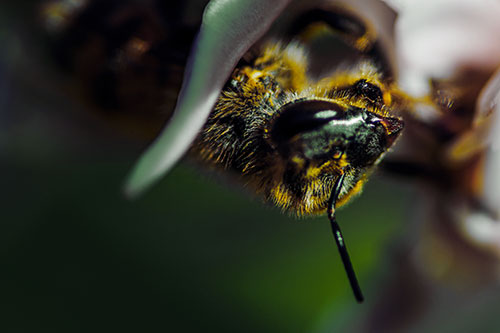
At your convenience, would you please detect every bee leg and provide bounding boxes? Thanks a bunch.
[287,8,392,78]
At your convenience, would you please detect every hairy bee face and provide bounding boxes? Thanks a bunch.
[269,100,403,210]
[192,42,405,215]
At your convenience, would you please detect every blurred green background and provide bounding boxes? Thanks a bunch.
[2,1,500,332]
[1,155,409,332]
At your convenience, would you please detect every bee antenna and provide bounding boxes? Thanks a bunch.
[327,173,364,303]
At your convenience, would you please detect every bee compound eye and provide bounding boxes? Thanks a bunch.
[271,100,346,145]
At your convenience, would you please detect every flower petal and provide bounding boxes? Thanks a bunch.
[384,0,500,96]
[478,70,500,213]
[124,0,291,198]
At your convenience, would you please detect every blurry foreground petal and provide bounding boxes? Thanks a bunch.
[124,0,291,198]
[384,0,500,97]
[479,70,500,210]
[458,69,500,257]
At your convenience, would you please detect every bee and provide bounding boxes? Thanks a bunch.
[42,0,413,303]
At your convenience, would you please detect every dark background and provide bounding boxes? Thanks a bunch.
[2,1,500,332]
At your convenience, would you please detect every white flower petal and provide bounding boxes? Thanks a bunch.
[124,0,291,198]
[479,70,500,212]
[462,212,500,257]
[385,0,500,96]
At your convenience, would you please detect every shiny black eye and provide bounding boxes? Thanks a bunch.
[354,79,383,103]
[271,100,345,144]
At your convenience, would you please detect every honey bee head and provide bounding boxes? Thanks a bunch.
[266,98,403,212]
[270,99,403,168]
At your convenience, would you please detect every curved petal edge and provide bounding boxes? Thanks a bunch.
[124,0,292,199]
